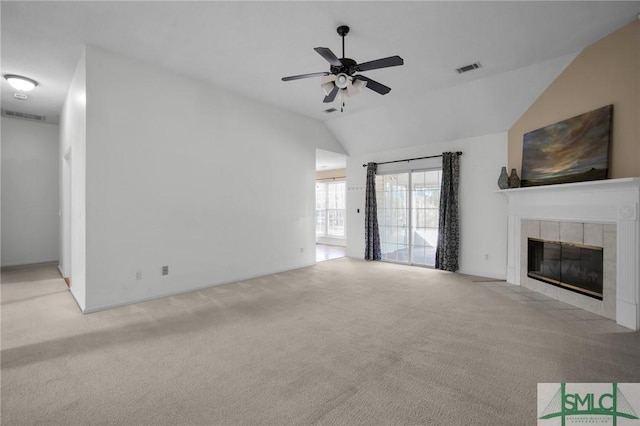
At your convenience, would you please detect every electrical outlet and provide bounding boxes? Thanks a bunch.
[135,271,142,280]
[162,266,169,276]
[300,248,304,253]
[485,254,489,260]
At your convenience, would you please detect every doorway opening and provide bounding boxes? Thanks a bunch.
[61,147,72,286]
[315,149,347,262]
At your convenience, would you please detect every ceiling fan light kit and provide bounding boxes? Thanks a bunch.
[335,73,349,89]
[352,79,367,91]
[345,81,360,98]
[321,81,335,96]
[281,25,403,112]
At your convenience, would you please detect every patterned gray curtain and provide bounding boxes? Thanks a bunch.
[364,162,381,260]
[435,152,460,271]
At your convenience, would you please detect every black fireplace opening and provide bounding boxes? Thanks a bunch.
[527,238,603,300]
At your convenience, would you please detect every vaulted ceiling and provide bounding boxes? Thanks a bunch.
[2,1,638,156]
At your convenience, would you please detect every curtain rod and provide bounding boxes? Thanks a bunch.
[362,151,462,167]
[316,176,346,181]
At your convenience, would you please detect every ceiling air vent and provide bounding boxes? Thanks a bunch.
[1,109,46,122]
[456,62,482,74]
[324,108,337,113]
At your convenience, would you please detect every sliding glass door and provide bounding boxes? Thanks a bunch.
[376,174,409,262]
[410,170,442,266]
[376,169,441,267]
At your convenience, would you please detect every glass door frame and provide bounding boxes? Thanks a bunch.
[376,167,441,268]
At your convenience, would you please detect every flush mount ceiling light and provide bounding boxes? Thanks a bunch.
[4,74,38,92]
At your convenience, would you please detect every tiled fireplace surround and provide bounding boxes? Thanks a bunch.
[503,178,640,330]
[520,220,616,318]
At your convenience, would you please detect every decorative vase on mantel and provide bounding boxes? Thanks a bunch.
[497,167,509,189]
[508,168,521,188]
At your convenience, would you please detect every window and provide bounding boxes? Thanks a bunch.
[316,181,346,238]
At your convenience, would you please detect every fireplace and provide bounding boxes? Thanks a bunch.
[502,177,640,330]
[527,238,603,300]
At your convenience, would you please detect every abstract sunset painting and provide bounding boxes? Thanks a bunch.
[521,105,612,187]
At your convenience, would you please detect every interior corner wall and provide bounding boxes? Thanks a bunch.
[1,117,60,267]
[82,46,341,311]
[346,132,508,279]
[508,20,640,178]
[59,48,87,311]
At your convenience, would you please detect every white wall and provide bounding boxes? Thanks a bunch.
[81,47,344,311]
[1,117,60,267]
[317,237,346,247]
[59,48,87,310]
[346,133,508,279]
[326,54,576,156]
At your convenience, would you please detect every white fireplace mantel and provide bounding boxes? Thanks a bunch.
[502,177,640,330]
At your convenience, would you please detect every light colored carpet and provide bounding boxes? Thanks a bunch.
[2,258,639,425]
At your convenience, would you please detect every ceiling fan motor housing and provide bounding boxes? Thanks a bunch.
[331,57,358,76]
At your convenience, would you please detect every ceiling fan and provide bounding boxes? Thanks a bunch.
[281,25,404,111]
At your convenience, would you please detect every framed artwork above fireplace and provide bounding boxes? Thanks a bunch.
[521,105,612,187]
